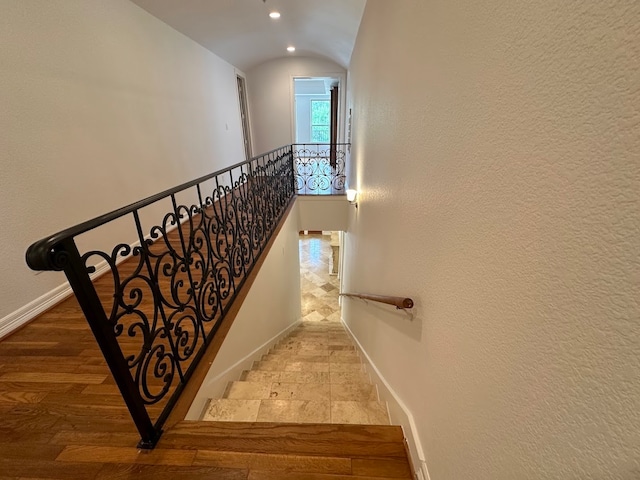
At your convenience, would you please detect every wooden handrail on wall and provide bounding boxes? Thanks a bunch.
[339,293,414,310]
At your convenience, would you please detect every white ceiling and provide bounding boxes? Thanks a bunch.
[130,0,367,71]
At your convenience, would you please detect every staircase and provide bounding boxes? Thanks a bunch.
[186,233,414,478]
[202,322,389,424]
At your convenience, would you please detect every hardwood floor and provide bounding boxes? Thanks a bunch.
[0,216,413,479]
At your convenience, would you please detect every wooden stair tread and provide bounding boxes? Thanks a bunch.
[162,421,407,458]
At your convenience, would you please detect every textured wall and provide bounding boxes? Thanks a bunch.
[0,1,245,323]
[297,196,349,232]
[246,57,346,153]
[344,0,640,479]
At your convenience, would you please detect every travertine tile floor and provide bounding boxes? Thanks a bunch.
[202,233,390,425]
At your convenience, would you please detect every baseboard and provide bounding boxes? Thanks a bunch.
[342,319,431,480]
[0,282,72,340]
[185,319,302,420]
[0,213,192,340]
[0,257,119,340]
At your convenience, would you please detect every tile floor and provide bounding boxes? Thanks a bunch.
[299,233,341,323]
[202,233,390,425]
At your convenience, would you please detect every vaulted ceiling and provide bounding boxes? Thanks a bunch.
[130,0,367,71]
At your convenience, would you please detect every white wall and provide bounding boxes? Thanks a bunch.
[297,196,349,232]
[344,1,640,479]
[186,202,302,419]
[246,57,346,153]
[0,0,246,332]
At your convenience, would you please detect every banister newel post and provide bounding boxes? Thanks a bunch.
[58,239,160,448]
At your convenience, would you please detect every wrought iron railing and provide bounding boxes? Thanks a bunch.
[293,143,348,195]
[24,143,348,447]
[25,146,295,448]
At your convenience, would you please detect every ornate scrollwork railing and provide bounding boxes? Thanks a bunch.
[25,145,295,448]
[293,143,348,195]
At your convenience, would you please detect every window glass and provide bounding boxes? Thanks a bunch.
[311,100,330,143]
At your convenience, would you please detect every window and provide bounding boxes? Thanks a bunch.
[310,100,330,143]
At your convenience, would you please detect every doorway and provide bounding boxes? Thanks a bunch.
[293,77,339,146]
[298,231,342,322]
[237,75,252,160]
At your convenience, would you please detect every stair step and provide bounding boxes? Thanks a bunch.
[207,371,387,424]
[262,353,329,362]
[277,336,353,344]
[252,360,289,371]
[241,370,332,383]
[225,380,273,400]
[164,421,408,459]
[241,366,370,383]
[264,350,359,361]
[328,371,371,384]
[272,341,355,348]
[330,383,379,402]
[253,360,331,372]
[225,380,331,401]
[202,398,261,422]
[330,400,389,425]
[327,363,367,373]
[259,356,362,367]
[223,380,379,403]
[204,397,388,425]
[277,339,353,346]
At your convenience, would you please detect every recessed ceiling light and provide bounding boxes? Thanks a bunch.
[287,46,296,52]
[269,11,280,19]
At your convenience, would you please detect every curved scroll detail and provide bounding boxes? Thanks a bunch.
[25,240,70,272]
[293,144,347,195]
[80,147,293,414]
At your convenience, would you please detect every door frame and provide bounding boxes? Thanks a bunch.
[236,74,253,160]
[290,73,347,145]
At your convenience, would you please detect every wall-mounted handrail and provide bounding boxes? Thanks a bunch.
[339,292,414,310]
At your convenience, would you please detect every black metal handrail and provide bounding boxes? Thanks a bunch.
[26,145,296,448]
[26,145,292,272]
